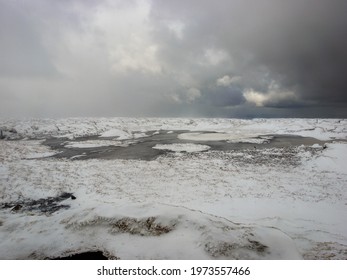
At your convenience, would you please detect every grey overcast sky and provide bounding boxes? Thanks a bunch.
[1,0,347,118]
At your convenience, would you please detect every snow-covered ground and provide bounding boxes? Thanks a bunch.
[0,118,346,259]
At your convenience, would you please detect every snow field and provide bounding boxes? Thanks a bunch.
[0,118,346,259]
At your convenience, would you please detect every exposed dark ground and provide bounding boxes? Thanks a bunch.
[53,251,108,260]
[0,193,76,215]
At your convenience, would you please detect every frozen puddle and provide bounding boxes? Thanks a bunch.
[41,130,327,161]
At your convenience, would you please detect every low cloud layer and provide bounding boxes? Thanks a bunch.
[1,0,346,118]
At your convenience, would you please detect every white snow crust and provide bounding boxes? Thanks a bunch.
[153,143,211,153]
[0,118,346,260]
[64,140,133,148]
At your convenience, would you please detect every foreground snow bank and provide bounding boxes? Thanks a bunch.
[0,203,301,260]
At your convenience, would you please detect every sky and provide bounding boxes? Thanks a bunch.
[1,0,347,118]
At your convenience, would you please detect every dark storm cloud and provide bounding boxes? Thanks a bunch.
[0,0,346,118]
[243,0,347,104]
[150,0,347,110]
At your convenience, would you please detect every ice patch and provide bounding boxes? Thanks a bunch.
[153,143,211,153]
[64,140,130,148]
[227,138,269,144]
[100,129,132,139]
[178,132,262,142]
[70,154,86,160]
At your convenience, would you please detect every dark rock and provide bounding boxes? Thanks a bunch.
[53,251,108,260]
[59,193,72,199]
[11,204,23,212]
[1,192,76,215]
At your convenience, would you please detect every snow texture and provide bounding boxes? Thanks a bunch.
[0,118,346,260]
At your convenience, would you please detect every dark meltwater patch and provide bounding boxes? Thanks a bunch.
[0,193,76,214]
[40,131,329,161]
[53,251,108,260]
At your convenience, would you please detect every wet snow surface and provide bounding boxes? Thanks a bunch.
[0,118,346,259]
